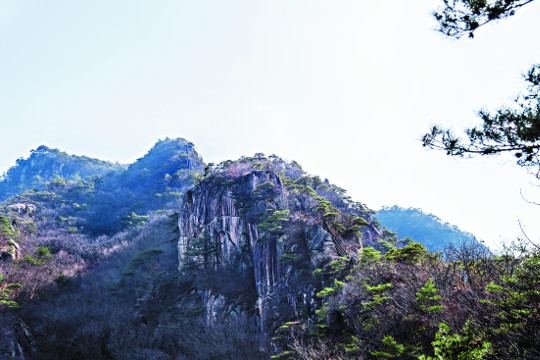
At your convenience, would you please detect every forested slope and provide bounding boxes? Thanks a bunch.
[377,206,486,253]
[0,145,125,202]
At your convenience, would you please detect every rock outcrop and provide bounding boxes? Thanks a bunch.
[177,162,380,330]
[0,203,37,262]
[5,204,36,217]
[0,316,36,360]
[0,239,21,261]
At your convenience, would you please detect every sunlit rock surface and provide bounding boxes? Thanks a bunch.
[177,168,375,329]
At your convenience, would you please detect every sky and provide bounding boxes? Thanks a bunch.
[1,0,540,249]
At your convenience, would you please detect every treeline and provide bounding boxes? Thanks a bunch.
[276,240,539,359]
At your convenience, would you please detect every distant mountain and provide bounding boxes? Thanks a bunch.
[1,138,205,235]
[82,137,205,234]
[376,205,486,252]
[0,145,125,201]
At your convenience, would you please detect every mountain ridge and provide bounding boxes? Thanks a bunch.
[0,144,126,202]
[376,205,487,253]
[1,138,519,360]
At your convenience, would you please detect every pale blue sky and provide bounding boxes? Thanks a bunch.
[2,0,540,248]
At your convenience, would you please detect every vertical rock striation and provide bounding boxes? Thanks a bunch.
[177,165,379,330]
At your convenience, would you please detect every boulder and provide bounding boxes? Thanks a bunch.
[0,240,22,262]
[0,316,36,360]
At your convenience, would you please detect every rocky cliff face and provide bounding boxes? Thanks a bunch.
[0,204,36,262]
[177,158,381,330]
[0,316,36,360]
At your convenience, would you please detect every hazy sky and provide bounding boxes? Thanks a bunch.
[2,0,540,249]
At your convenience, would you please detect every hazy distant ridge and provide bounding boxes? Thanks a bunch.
[377,205,485,252]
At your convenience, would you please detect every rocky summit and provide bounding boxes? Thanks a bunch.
[177,160,378,330]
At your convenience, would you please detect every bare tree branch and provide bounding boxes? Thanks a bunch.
[518,219,540,250]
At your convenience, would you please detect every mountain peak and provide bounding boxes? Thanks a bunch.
[0,146,125,202]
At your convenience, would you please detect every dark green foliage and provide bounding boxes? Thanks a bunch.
[121,212,149,228]
[479,250,540,358]
[433,0,536,38]
[181,230,219,271]
[371,335,418,359]
[426,1,540,178]
[0,273,23,309]
[316,278,345,298]
[377,228,400,252]
[289,240,540,360]
[36,246,51,257]
[0,215,14,239]
[356,247,382,269]
[129,248,165,267]
[279,253,298,262]
[19,246,52,266]
[54,274,72,289]
[423,65,540,171]
[416,278,444,314]
[385,241,437,264]
[419,321,493,360]
[257,209,290,232]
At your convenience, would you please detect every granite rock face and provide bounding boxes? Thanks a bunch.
[0,204,33,262]
[177,167,378,329]
[0,316,36,360]
[0,239,21,262]
[5,204,36,216]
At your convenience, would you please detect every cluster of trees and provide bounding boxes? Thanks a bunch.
[81,138,203,234]
[0,138,205,317]
[0,146,537,360]
[0,138,204,236]
[277,240,539,359]
[13,214,267,360]
[0,145,125,202]
[0,144,265,358]
[178,154,540,359]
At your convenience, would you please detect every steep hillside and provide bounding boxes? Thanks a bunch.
[0,138,204,236]
[0,145,125,202]
[0,143,537,360]
[0,151,384,359]
[177,155,382,331]
[377,206,486,253]
[0,138,207,359]
[82,138,204,234]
